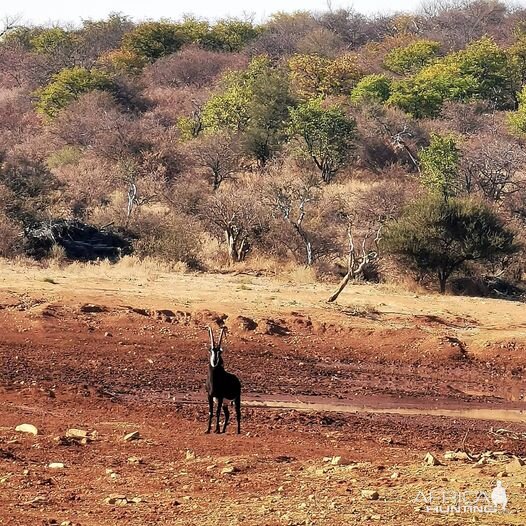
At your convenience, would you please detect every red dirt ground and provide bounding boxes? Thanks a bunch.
[1,264,526,525]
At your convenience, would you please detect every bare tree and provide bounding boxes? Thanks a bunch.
[267,172,320,266]
[461,134,526,204]
[0,15,21,39]
[326,180,415,302]
[327,215,382,302]
[203,186,265,263]
[185,132,244,190]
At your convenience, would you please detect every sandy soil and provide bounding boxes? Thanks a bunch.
[1,261,526,525]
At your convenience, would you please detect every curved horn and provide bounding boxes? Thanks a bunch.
[218,327,225,348]
[207,326,215,347]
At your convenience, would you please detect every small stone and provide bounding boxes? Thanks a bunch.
[48,462,65,469]
[104,332,112,337]
[127,456,143,465]
[183,496,192,501]
[506,457,525,473]
[123,431,141,441]
[496,471,508,478]
[221,466,238,475]
[331,456,353,466]
[185,450,196,460]
[424,452,443,466]
[361,490,379,500]
[390,472,399,479]
[15,424,39,435]
[105,494,126,505]
[206,464,217,470]
[65,429,89,439]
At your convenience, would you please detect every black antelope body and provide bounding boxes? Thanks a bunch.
[205,327,241,434]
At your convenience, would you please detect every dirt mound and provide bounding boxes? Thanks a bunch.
[232,315,258,332]
[255,318,289,336]
[192,309,228,327]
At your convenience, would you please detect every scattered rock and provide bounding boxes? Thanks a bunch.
[330,456,354,466]
[65,429,88,439]
[15,424,39,435]
[361,490,379,500]
[506,457,525,474]
[123,431,141,442]
[221,466,238,475]
[424,452,443,466]
[105,494,142,506]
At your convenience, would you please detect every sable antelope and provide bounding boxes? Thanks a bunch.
[205,327,241,434]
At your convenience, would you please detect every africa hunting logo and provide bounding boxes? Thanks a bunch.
[413,480,508,514]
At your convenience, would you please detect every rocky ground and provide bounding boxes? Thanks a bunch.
[1,262,526,525]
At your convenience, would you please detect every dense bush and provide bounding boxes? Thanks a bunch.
[0,5,525,294]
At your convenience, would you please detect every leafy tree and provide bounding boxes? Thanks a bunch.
[420,133,461,199]
[288,53,363,98]
[98,48,146,75]
[454,36,515,107]
[384,196,518,293]
[383,39,440,75]
[351,74,391,104]
[201,62,260,132]
[388,61,478,118]
[204,19,259,52]
[122,21,185,62]
[508,34,526,87]
[289,99,356,183]
[507,85,526,135]
[242,67,294,165]
[201,56,293,163]
[388,37,514,117]
[36,67,114,118]
[30,27,75,55]
[175,17,210,44]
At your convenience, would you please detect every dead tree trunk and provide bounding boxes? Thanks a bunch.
[327,223,382,303]
[225,224,249,263]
